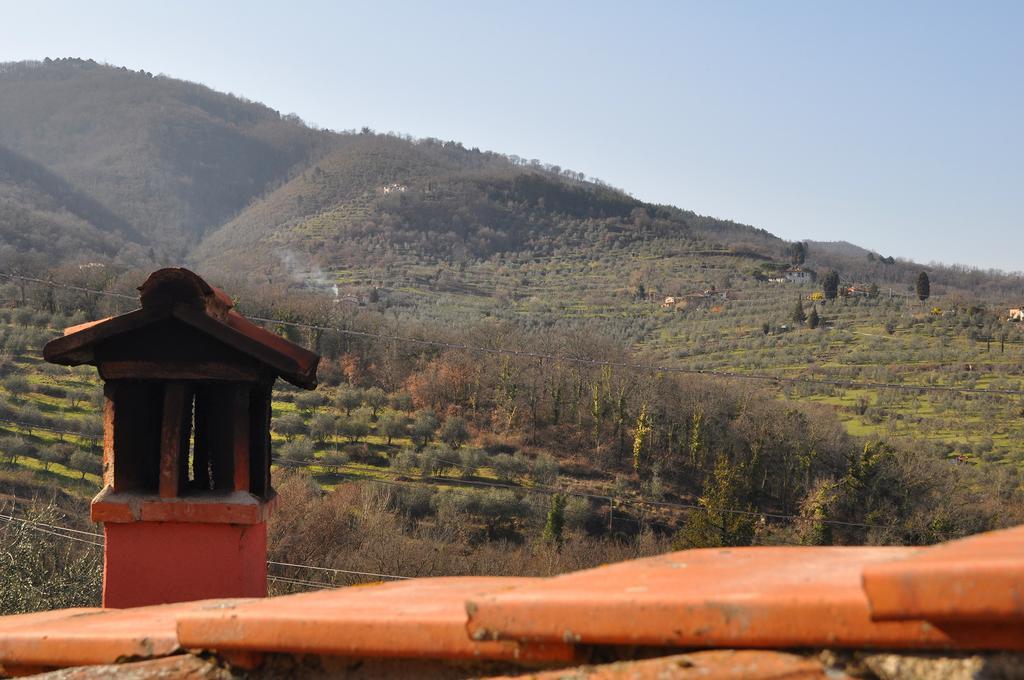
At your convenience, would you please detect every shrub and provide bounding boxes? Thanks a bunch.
[0,504,101,614]
[411,409,438,450]
[394,486,434,519]
[2,376,30,398]
[278,439,314,467]
[458,448,484,479]
[530,453,559,486]
[379,412,410,445]
[390,392,414,412]
[338,413,370,443]
[335,385,364,415]
[37,446,64,471]
[274,413,307,440]
[392,449,418,475]
[310,413,337,443]
[295,391,327,414]
[492,454,521,483]
[564,496,592,532]
[69,451,101,479]
[321,450,348,473]
[36,383,66,399]
[439,415,470,449]
[364,387,387,420]
[419,449,438,478]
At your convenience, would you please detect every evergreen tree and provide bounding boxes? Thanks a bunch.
[916,271,930,301]
[808,306,820,329]
[792,300,807,325]
[674,456,756,548]
[632,403,651,475]
[543,493,566,546]
[789,241,806,265]
[822,270,840,301]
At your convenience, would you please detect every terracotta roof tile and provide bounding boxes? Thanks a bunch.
[863,524,1024,623]
[465,546,1024,651]
[3,524,1024,674]
[0,600,248,669]
[176,577,576,663]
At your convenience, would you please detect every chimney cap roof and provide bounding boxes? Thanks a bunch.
[43,268,319,389]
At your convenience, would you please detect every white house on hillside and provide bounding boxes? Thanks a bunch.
[785,267,813,284]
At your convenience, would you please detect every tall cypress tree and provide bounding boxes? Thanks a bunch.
[543,494,566,546]
[808,306,820,329]
[916,271,930,301]
[823,270,840,301]
[793,300,807,325]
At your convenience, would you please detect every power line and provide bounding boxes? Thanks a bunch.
[0,512,102,538]
[0,509,413,581]
[267,560,411,581]
[0,513,104,547]
[267,574,340,590]
[2,270,1021,398]
[0,272,136,300]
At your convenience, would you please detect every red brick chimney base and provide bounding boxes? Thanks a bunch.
[102,521,267,608]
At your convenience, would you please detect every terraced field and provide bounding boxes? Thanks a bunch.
[318,244,1024,468]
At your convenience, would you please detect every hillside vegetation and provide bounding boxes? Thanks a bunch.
[2,59,1024,609]
[0,58,327,258]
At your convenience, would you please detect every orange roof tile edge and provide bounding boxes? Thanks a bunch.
[464,546,1024,651]
[2,524,1023,673]
[863,524,1024,623]
[176,577,576,663]
[0,600,248,669]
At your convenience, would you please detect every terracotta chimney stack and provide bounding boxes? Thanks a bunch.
[43,268,319,608]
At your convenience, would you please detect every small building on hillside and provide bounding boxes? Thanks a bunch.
[1010,308,1023,322]
[784,267,814,284]
[846,285,868,297]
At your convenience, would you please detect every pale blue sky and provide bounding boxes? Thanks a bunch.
[2,1,1021,271]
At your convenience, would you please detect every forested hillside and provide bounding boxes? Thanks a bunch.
[0,144,133,260]
[0,58,327,258]
[3,58,1024,611]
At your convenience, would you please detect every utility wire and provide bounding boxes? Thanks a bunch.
[0,509,414,581]
[267,560,411,581]
[0,513,105,547]
[267,574,339,590]
[0,273,135,300]
[0,512,102,538]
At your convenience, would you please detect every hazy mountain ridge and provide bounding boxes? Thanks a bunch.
[0,58,1019,299]
[0,58,327,257]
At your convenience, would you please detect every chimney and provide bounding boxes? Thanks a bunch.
[43,268,319,608]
